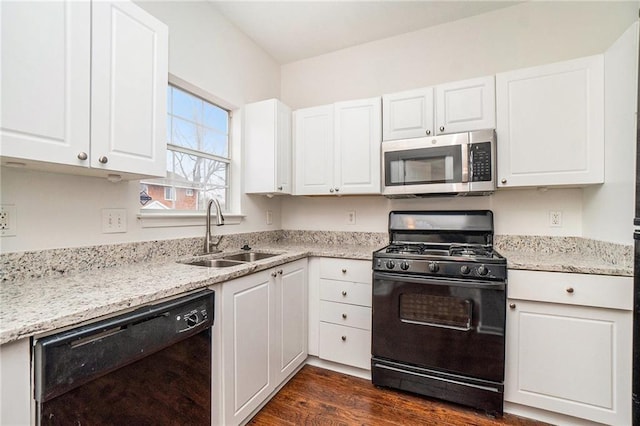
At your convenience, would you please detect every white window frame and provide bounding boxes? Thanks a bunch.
[138,74,244,227]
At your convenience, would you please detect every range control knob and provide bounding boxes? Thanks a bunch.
[428,262,439,273]
[185,313,199,327]
[386,260,396,270]
[460,265,471,275]
[400,261,410,271]
[477,265,489,276]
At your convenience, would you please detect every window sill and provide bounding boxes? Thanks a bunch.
[137,211,245,228]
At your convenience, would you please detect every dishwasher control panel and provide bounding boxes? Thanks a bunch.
[177,302,211,332]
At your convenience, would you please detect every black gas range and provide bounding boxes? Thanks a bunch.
[371,210,507,416]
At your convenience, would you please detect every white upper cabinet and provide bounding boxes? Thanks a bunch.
[244,99,292,195]
[435,76,495,135]
[333,98,382,194]
[0,0,168,179]
[293,105,335,195]
[1,1,91,167]
[382,87,434,140]
[496,55,604,188]
[294,97,382,196]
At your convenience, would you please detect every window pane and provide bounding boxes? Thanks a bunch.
[203,102,228,134]
[171,86,202,121]
[171,117,199,150]
[202,129,228,157]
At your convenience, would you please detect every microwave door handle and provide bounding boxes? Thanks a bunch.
[461,143,469,183]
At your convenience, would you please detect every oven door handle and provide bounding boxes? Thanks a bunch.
[373,271,505,291]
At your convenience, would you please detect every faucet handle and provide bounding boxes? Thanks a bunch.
[241,244,252,251]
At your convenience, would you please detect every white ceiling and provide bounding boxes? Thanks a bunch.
[209,1,521,64]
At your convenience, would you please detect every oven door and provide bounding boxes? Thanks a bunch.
[372,272,505,382]
[382,133,470,196]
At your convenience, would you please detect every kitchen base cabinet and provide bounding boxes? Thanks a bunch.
[505,270,632,425]
[221,259,307,425]
[312,258,372,371]
[0,338,32,425]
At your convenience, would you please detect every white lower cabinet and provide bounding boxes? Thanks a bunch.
[316,258,372,370]
[505,270,632,425]
[221,259,307,425]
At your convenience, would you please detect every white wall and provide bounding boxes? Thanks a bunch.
[583,22,639,244]
[280,1,639,243]
[0,1,282,252]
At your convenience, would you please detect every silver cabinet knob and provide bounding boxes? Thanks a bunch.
[335,187,340,193]
[341,335,347,341]
[271,272,277,278]
[566,287,574,294]
[277,186,283,191]
[277,269,283,275]
[509,303,516,309]
[342,313,347,319]
[341,290,347,297]
[77,152,88,161]
[426,129,431,135]
[341,268,347,273]
[439,126,445,132]
[98,156,108,164]
[329,188,334,193]
[501,178,507,184]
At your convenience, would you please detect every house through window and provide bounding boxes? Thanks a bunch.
[140,84,230,211]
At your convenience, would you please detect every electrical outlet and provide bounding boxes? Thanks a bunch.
[549,210,562,227]
[266,210,273,225]
[347,210,356,225]
[0,204,17,237]
[102,209,127,233]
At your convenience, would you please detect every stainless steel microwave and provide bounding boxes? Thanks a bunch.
[382,129,496,197]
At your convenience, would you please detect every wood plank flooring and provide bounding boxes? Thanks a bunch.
[248,365,549,426]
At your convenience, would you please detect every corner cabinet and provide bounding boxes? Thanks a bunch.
[382,76,495,141]
[496,55,604,188]
[244,99,292,195]
[505,270,632,425]
[221,259,307,425]
[294,97,381,195]
[0,0,168,179]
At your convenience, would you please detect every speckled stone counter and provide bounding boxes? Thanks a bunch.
[0,239,382,345]
[495,235,633,277]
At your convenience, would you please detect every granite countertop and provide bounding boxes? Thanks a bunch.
[0,243,379,345]
[501,250,633,277]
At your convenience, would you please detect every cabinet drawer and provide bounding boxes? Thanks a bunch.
[319,322,371,370]
[319,301,371,330]
[319,258,371,283]
[508,270,632,310]
[320,279,371,307]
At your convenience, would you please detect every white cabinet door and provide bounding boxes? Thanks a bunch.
[293,105,334,195]
[91,1,168,177]
[496,55,604,187]
[222,271,274,425]
[272,259,308,384]
[244,99,292,194]
[435,75,495,135]
[382,88,434,140]
[0,1,91,167]
[334,97,381,194]
[505,300,631,425]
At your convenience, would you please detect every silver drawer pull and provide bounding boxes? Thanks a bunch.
[341,291,347,296]
[341,268,347,273]
[509,303,516,309]
[566,287,574,294]
[342,313,347,319]
[341,335,347,341]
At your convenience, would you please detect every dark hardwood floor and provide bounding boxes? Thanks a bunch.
[248,365,550,426]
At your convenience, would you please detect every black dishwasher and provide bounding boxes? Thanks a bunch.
[34,290,214,425]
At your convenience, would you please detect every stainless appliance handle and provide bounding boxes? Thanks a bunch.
[373,271,505,291]
[401,317,472,332]
[461,143,469,183]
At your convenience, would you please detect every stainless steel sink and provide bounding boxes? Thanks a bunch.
[186,259,245,268]
[222,252,279,262]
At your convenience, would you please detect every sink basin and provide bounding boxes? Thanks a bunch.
[223,252,279,262]
[186,259,245,268]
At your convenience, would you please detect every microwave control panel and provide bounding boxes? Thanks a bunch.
[470,142,492,182]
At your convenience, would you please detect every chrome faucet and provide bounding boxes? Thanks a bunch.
[204,198,225,254]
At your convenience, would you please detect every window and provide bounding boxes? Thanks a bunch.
[140,84,230,212]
